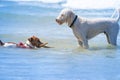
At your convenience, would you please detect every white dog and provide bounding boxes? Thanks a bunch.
[56,8,120,49]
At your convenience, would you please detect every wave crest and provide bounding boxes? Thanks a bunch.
[2,0,120,9]
[62,0,120,9]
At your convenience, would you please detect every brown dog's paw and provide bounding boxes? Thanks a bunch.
[39,43,48,47]
[40,43,52,48]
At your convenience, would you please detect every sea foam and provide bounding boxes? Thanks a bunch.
[62,0,120,9]
[4,0,120,9]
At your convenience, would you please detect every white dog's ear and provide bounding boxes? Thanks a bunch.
[70,11,74,18]
[66,9,74,18]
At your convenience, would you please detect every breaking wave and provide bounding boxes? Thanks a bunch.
[2,0,120,9]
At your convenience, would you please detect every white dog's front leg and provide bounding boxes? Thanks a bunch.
[82,39,89,49]
[78,39,89,49]
[78,40,83,47]
[83,41,89,49]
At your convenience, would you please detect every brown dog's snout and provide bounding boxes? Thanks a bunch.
[56,19,59,23]
[56,19,59,22]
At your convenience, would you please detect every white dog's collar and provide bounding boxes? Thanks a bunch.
[69,15,78,28]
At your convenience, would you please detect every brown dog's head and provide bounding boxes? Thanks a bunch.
[28,36,48,48]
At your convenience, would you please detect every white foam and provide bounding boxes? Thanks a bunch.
[38,0,64,3]
[5,0,64,3]
[4,0,120,9]
[62,0,120,9]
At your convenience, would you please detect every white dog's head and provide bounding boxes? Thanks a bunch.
[56,8,75,25]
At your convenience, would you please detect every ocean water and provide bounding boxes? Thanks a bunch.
[0,0,120,80]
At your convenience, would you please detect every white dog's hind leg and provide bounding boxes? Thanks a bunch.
[109,36,117,46]
[104,32,110,44]
[107,31,118,46]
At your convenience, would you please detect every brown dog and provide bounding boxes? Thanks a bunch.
[0,36,51,49]
[27,36,50,48]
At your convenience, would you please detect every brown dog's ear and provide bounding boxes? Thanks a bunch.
[28,38,30,41]
[28,38,33,42]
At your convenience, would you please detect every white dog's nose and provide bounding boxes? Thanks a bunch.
[56,19,62,25]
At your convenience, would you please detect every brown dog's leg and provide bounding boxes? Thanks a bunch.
[39,43,51,48]
[39,43,48,47]
[43,45,52,48]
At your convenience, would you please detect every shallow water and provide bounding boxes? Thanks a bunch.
[0,1,120,80]
[1,40,120,80]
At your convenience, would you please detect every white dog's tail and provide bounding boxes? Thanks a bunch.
[111,8,120,22]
